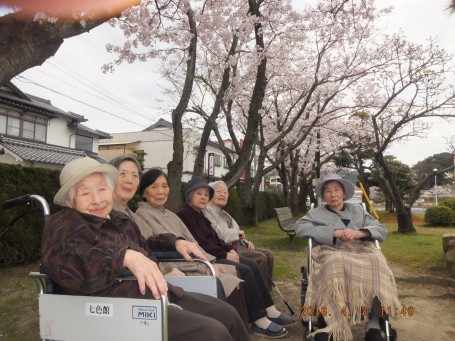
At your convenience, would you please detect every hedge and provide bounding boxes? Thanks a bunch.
[0,163,61,268]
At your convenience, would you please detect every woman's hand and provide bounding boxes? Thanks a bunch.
[226,250,240,263]
[211,264,225,277]
[335,228,369,242]
[123,249,168,299]
[175,239,207,261]
[245,240,256,250]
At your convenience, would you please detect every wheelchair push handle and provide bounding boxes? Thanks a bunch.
[2,194,51,221]
[2,194,31,209]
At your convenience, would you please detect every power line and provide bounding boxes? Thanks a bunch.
[15,75,146,128]
[14,75,181,141]
[45,60,154,121]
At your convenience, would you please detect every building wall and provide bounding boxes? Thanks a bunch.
[47,118,74,148]
[0,153,20,165]
[99,127,235,182]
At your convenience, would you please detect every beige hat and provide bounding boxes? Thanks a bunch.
[53,157,118,207]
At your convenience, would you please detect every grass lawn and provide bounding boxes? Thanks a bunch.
[0,210,454,340]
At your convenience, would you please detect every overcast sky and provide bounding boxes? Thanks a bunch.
[5,0,455,167]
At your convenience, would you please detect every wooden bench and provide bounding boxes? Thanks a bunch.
[273,207,296,242]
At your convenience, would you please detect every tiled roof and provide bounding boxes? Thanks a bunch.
[0,91,93,124]
[76,123,111,139]
[142,118,173,131]
[0,135,97,166]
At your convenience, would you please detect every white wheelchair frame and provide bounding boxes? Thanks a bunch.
[3,194,217,341]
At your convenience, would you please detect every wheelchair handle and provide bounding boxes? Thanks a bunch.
[2,194,51,221]
[2,194,31,209]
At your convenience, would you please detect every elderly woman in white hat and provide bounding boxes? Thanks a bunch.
[40,157,251,341]
[296,173,400,341]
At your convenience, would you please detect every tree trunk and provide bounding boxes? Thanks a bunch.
[222,0,266,185]
[192,37,238,176]
[236,165,258,226]
[0,11,109,86]
[166,8,197,212]
[287,150,300,216]
[375,154,416,233]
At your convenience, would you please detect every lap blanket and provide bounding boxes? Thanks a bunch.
[302,241,401,341]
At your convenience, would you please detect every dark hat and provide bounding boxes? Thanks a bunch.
[315,173,355,200]
[185,176,214,202]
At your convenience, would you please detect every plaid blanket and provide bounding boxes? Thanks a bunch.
[302,241,401,341]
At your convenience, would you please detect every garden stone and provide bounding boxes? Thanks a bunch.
[445,249,455,279]
[442,233,455,253]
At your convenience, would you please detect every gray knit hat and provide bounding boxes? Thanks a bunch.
[315,173,355,200]
[185,176,214,202]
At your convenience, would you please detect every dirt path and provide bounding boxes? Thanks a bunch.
[252,264,455,341]
[1,263,454,340]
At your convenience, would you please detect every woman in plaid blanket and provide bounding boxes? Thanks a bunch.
[296,174,400,341]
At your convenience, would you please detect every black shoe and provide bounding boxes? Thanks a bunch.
[386,327,397,341]
[380,320,398,341]
[365,328,384,341]
[314,332,329,341]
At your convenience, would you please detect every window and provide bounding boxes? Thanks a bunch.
[7,116,20,136]
[0,114,6,134]
[214,154,222,167]
[75,135,93,152]
[0,109,47,142]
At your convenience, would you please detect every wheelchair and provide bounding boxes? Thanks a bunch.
[3,194,217,341]
[300,237,396,341]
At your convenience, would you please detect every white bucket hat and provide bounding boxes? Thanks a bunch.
[315,173,355,200]
[53,157,118,207]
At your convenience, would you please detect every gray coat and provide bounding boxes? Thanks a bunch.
[295,203,387,246]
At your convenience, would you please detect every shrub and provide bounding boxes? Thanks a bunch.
[0,163,61,268]
[224,188,243,224]
[256,192,268,222]
[424,205,455,227]
[440,198,455,213]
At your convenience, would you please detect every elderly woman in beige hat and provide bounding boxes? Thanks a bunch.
[296,173,400,341]
[40,157,251,341]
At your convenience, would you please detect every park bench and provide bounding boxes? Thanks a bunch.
[273,207,296,242]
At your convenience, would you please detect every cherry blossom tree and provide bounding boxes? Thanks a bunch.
[105,0,455,228]
[105,0,200,211]
[351,35,455,233]
[222,0,392,224]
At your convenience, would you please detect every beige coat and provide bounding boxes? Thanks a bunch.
[134,201,242,296]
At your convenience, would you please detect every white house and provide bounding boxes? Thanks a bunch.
[0,82,110,169]
[98,118,237,182]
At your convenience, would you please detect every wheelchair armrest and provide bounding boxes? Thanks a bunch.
[29,272,49,294]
